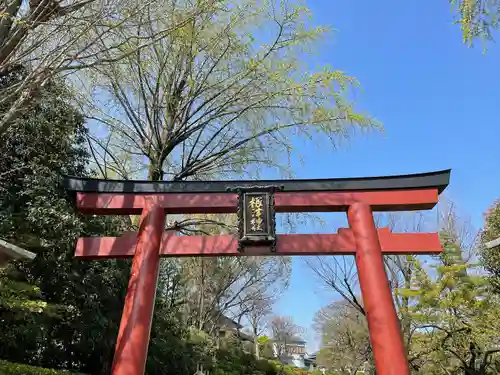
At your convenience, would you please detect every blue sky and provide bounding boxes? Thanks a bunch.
[272,0,500,352]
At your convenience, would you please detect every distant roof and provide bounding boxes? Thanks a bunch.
[0,239,36,266]
[304,353,317,360]
[232,330,253,342]
[272,336,306,344]
[215,314,243,329]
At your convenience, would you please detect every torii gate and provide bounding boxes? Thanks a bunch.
[63,169,451,375]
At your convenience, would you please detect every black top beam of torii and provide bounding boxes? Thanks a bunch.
[62,169,451,194]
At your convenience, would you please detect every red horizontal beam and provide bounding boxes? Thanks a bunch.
[75,228,442,259]
[76,189,438,215]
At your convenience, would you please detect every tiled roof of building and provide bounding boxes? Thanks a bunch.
[272,336,306,344]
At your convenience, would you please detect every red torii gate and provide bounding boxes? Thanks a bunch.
[63,169,451,375]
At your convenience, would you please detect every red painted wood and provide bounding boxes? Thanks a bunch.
[72,184,443,375]
[75,188,438,215]
[111,203,166,375]
[75,229,442,259]
[348,202,411,375]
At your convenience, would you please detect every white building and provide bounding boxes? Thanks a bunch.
[272,337,307,368]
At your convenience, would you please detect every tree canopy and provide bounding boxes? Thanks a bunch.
[450,0,500,46]
[77,0,379,182]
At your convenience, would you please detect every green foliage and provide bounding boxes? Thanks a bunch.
[0,360,85,375]
[0,275,61,316]
[401,230,500,374]
[0,68,131,373]
[210,348,277,375]
[259,340,276,360]
[449,0,500,47]
[83,0,380,183]
[257,335,270,344]
[481,200,500,292]
[146,316,215,375]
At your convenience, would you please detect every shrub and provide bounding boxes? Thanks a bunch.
[0,360,85,375]
[211,348,281,375]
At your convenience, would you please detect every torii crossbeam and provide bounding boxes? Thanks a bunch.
[63,169,451,375]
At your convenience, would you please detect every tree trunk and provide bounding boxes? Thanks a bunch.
[254,338,260,359]
[197,259,205,331]
[252,325,260,359]
[147,160,163,180]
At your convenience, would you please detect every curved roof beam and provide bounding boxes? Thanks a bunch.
[62,169,451,195]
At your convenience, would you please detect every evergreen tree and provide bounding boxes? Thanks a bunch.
[400,231,500,374]
[481,200,500,294]
[0,66,131,374]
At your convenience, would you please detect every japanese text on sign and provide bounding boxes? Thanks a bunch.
[249,196,264,231]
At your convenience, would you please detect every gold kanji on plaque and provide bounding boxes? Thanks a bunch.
[236,189,277,252]
[249,196,264,231]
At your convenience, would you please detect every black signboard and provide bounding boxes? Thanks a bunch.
[236,188,277,252]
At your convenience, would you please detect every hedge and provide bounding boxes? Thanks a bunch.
[0,360,85,375]
[0,359,344,375]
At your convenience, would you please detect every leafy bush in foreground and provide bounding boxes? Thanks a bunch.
[0,360,86,375]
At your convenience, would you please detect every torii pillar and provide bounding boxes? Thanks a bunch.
[63,169,451,375]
